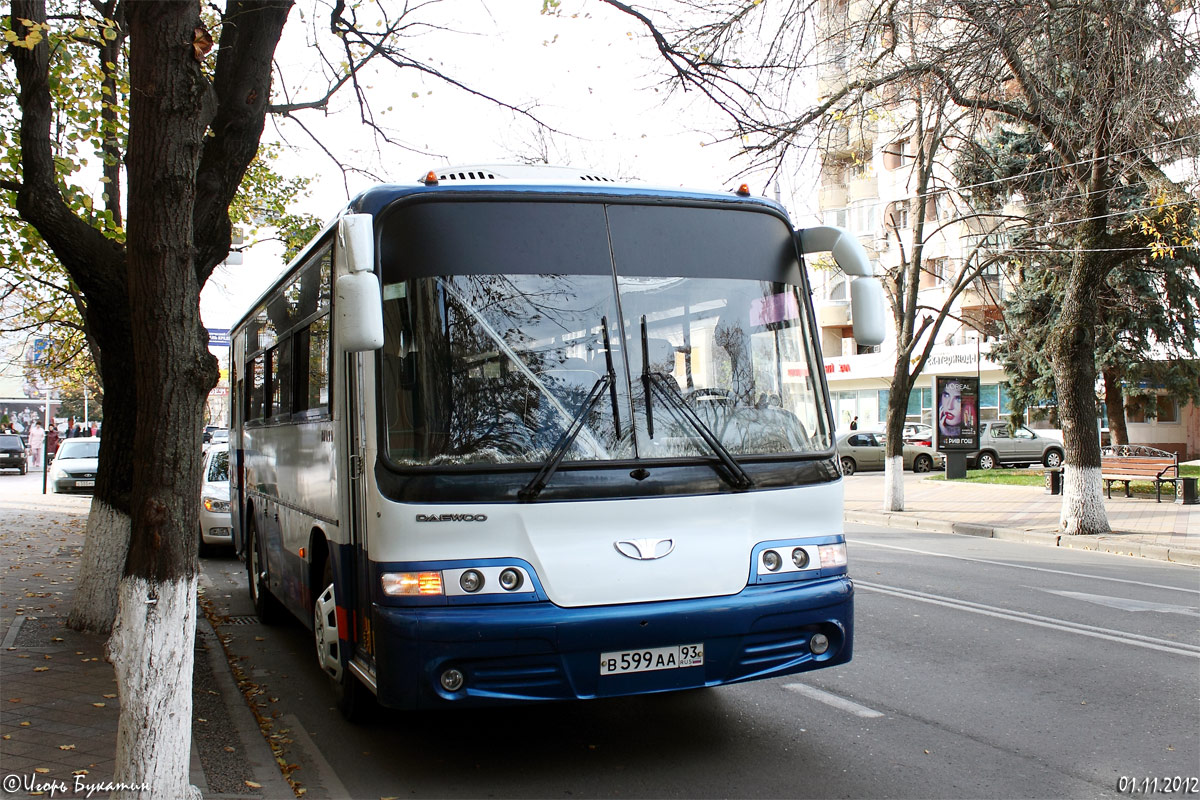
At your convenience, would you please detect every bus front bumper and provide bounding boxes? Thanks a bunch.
[368,576,852,709]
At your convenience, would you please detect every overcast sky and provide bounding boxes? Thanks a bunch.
[200,0,819,330]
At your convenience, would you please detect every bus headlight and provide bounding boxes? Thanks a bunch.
[459,569,484,593]
[498,568,524,592]
[791,547,810,569]
[752,540,846,582]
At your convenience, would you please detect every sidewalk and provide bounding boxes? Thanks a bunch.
[844,471,1200,565]
[0,473,292,799]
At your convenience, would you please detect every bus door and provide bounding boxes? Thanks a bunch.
[344,351,376,671]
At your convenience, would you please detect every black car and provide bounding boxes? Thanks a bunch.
[0,434,28,475]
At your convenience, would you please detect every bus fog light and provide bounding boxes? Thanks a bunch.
[459,569,484,593]
[791,547,810,569]
[498,568,524,591]
[810,633,830,655]
[762,550,782,572]
[440,668,465,692]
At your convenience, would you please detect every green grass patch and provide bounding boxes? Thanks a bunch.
[929,463,1199,494]
[927,469,1043,486]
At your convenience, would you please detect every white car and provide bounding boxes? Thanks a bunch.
[49,437,101,493]
[199,446,232,556]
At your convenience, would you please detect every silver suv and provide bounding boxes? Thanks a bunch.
[968,422,1064,469]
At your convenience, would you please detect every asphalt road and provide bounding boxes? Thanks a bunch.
[200,524,1200,800]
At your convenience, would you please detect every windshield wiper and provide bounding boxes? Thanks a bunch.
[640,317,754,491]
[518,374,613,503]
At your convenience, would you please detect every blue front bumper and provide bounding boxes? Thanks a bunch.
[370,576,853,709]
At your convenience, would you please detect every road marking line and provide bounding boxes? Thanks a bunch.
[856,581,1200,658]
[1037,588,1200,617]
[782,683,885,718]
[847,538,1200,594]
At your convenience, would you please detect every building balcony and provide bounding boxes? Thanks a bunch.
[818,184,849,210]
[848,175,878,201]
[816,300,851,329]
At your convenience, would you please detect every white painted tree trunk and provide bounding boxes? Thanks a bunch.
[106,575,201,800]
[883,455,905,511]
[68,499,131,633]
[1059,465,1111,536]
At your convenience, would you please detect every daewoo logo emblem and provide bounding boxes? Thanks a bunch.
[614,538,675,560]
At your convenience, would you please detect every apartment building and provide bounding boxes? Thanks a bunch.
[808,2,1197,458]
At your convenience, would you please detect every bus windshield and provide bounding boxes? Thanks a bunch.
[379,201,831,468]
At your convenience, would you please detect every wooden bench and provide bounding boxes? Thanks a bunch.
[1099,445,1180,503]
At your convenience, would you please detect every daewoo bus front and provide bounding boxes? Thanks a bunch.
[327,180,878,710]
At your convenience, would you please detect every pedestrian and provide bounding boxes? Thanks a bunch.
[45,425,59,463]
[849,416,858,430]
[65,417,76,438]
[28,422,44,469]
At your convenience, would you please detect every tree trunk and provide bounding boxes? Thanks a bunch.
[1049,252,1111,536]
[883,371,914,511]
[109,4,218,797]
[69,320,136,634]
[1103,365,1128,447]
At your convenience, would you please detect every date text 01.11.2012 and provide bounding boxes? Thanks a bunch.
[1117,777,1199,795]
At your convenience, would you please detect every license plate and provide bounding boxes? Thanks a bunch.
[76,480,95,487]
[600,643,704,675]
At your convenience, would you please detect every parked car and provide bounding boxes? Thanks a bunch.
[199,445,232,556]
[836,431,944,476]
[0,434,27,475]
[48,437,100,493]
[967,421,1064,469]
[902,423,934,447]
[208,428,229,445]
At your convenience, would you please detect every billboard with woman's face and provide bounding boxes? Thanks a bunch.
[936,376,980,451]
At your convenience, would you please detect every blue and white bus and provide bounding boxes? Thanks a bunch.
[228,165,884,715]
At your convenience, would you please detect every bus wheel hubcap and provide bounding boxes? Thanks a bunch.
[314,584,342,682]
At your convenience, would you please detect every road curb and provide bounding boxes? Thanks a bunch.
[197,615,295,800]
[845,511,1198,566]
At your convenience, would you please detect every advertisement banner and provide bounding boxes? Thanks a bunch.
[935,375,980,451]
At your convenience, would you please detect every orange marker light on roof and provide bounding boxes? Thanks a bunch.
[736,183,751,196]
[423,171,439,186]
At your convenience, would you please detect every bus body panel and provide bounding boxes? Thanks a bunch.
[368,576,852,709]
[369,481,844,607]
[243,417,340,617]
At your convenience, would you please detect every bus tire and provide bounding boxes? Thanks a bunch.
[315,559,373,722]
[246,521,282,624]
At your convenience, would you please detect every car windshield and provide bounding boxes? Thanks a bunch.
[207,449,229,482]
[0,435,22,451]
[57,440,99,459]
[378,201,831,468]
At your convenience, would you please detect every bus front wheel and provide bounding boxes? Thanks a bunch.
[315,559,373,721]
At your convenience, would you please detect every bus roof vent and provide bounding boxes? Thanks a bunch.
[420,164,620,185]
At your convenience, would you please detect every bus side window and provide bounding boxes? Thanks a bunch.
[249,355,265,422]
